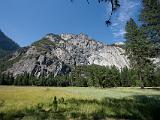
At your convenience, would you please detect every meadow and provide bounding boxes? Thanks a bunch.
[0,86,160,120]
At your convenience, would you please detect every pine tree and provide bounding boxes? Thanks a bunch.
[154,67,160,86]
[0,73,2,85]
[120,67,132,87]
[140,0,160,56]
[125,18,154,88]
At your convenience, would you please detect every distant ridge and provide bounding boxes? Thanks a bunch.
[0,30,20,58]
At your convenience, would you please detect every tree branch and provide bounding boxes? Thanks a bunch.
[70,0,120,26]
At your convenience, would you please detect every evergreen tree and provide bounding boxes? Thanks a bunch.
[101,66,120,88]
[125,18,154,88]
[120,67,132,87]
[0,73,2,85]
[28,74,35,86]
[140,0,160,56]
[154,67,160,86]
[14,76,18,85]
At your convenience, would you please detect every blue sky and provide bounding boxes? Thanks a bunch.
[0,0,141,47]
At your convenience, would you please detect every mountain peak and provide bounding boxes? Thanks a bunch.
[78,33,89,38]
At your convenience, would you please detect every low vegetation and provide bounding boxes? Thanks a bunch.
[0,86,160,120]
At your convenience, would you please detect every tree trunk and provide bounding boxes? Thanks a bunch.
[139,74,144,89]
[141,82,144,89]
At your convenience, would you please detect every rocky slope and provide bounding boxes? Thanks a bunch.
[6,33,130,77]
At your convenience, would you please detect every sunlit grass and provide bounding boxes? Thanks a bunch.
[0,86,160,114]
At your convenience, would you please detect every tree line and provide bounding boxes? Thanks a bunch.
[0,65,160,87]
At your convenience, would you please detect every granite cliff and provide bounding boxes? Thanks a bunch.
[6,33,130,77]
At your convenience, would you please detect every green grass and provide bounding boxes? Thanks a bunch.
[0,86,160,120]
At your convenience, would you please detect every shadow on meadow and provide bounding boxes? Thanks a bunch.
[0,95,160,120]
[145,88,160,91]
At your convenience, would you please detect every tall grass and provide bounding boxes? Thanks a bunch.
[0,86,160,119]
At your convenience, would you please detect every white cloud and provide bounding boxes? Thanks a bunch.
[112,23,118,27]
[113,29,126,37]
[111,0,141,40]
[117,1,139,22]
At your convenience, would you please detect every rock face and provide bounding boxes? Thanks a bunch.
[6,33,130,77]
[88,46,129,68]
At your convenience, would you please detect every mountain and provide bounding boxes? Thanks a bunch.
[5,33,129,77]
[0,30,20,58]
